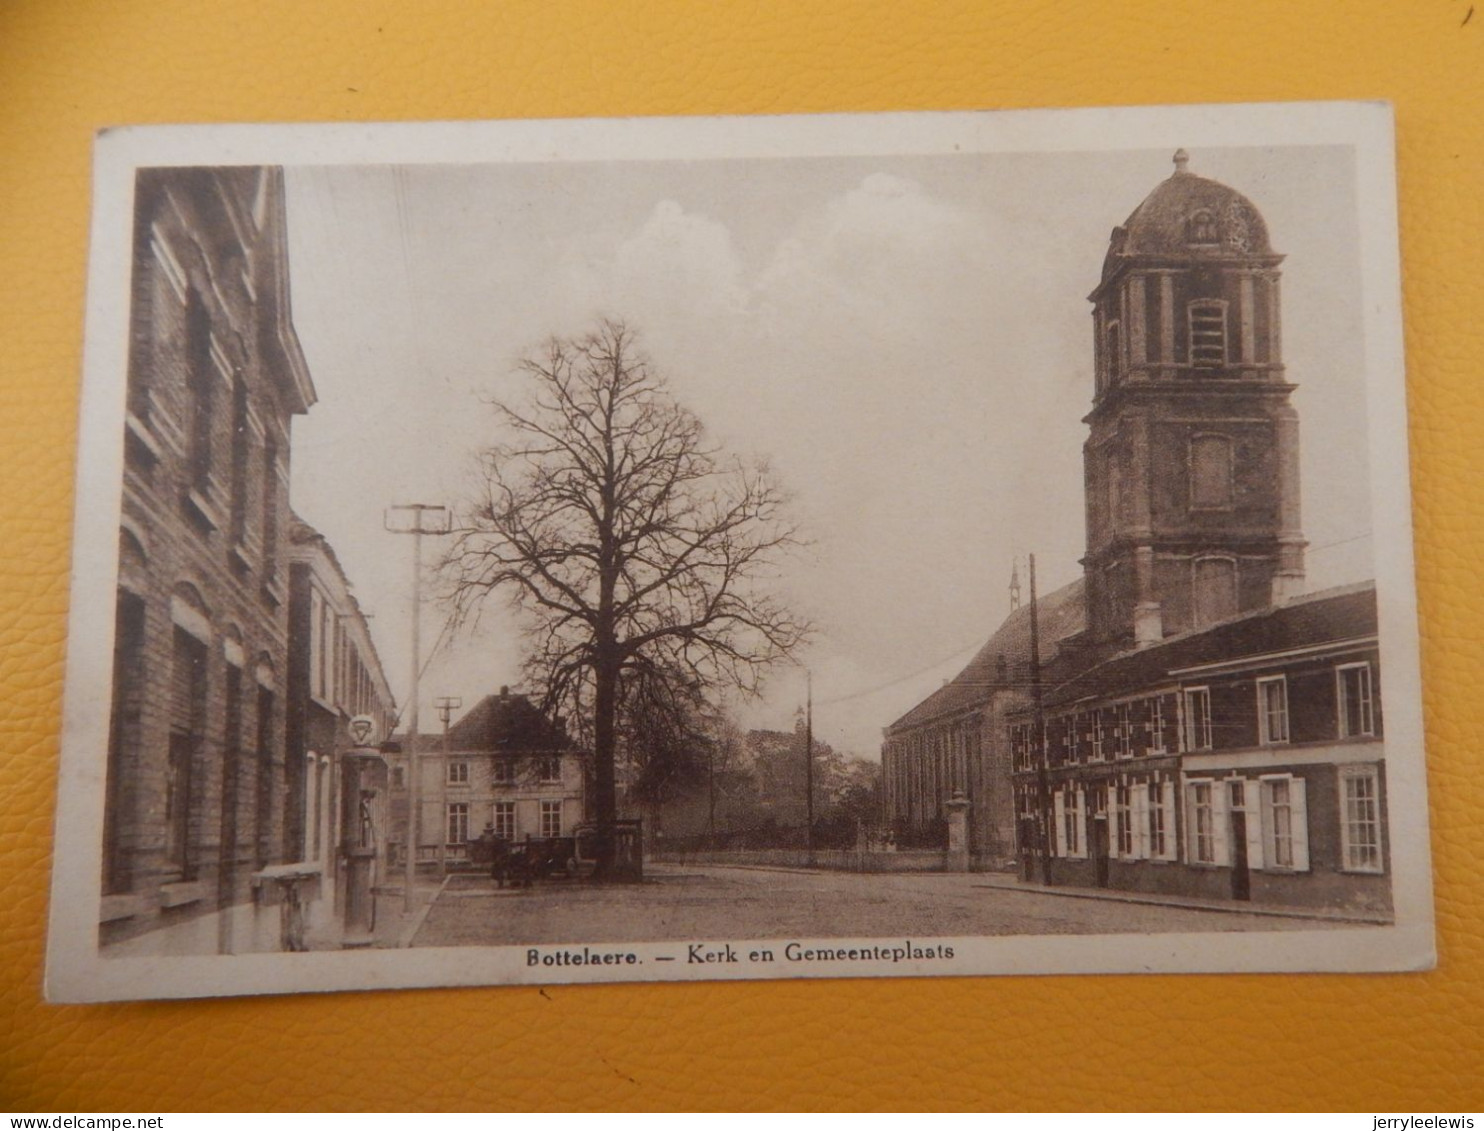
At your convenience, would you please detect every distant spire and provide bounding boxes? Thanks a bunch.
[1009,559,1022,611]
[1173,148,1190,174]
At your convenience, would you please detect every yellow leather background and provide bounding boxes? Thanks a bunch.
[2,0,1481,1112]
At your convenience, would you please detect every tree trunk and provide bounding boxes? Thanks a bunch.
[591,650,620,878]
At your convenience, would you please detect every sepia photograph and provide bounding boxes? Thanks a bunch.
[46,103,1433,1001]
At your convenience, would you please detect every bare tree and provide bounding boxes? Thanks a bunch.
[445,320,810,875]
[620,663,716,809]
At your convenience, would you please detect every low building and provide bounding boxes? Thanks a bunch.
[1008,582,1387,913]
[389,688,588,869]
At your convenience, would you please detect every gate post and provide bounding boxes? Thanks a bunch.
[945,790,971,872]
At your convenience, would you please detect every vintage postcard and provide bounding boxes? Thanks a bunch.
[47,103,1433,1001]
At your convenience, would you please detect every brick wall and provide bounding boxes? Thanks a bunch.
[101,167,309,953]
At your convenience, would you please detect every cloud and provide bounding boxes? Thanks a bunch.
[756,173,992,341]
[612,199,749,321]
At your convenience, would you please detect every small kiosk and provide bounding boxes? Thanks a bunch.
[339,714,389,947]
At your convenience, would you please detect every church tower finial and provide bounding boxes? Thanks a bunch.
[1173,148,1190,174]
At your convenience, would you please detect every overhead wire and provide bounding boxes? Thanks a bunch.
[809,529,1373,711]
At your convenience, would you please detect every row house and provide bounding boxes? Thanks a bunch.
[1009,583,1388,913]
[103,167,317,954]
[389,688,589,870]
[282,514,398,941]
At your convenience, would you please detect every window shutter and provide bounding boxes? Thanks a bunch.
[1212,782,1230,867]
[1183,782,1197,863]
[1133,784,1149,860]
[1260,780,1278,868]
[1108,792,1120,861]
[1245,785,1265,871]
[1162,780,1178,860]
[1053,791,1066,857]
[1074,789,1088,859]
[1291,776,1310,872]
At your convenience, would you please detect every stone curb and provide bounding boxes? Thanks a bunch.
[971,875,1393,925]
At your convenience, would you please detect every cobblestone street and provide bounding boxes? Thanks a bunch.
[410,863,1362,948]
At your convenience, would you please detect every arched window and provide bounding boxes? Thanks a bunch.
[1192,555,1238,627]
[162,583,214,880]
[254,654,278,868]
[118,524,149,596]
[104,589,146,894]
[1105,320,1122,385]
[1188,301,1227,368]
[1189,433,1234,509]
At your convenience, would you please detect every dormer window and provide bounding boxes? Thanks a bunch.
[1186,209,1220,245]
[1188,300,1227,368]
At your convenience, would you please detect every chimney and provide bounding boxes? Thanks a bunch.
[500,685,509,698]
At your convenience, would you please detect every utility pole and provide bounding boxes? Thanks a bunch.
[804,669,814,867]
[434,695,462,877]
[386,503,450,913]
[1028,553,1053,886]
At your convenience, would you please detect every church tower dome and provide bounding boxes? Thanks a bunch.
[1081,151,1305,650]
[1100,149,1273,283]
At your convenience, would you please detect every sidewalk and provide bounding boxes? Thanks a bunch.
[683,860,1392,926]
[970,870,1393,925]
[371,878,450,947]
[298,879,448,950]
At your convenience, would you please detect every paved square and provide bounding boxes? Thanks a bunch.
[411,864,1358,948]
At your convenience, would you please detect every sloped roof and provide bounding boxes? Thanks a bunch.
[1032,581,1377,713]
[884,577,1086,735]
[441,691,575,753]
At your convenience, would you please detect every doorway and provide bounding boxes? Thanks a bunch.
[1092,814,1110,888]
[1230,807,1251,901]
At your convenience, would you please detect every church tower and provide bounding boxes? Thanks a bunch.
[1082,150,1305,649]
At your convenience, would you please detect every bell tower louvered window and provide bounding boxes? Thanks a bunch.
[1189,301,1227,368]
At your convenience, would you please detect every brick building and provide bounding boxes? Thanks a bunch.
[102,167,318,953]
[1009,583,1388,913]
[282,513,398,938]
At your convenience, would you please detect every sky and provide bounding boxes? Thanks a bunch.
[281,143,1373,761]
